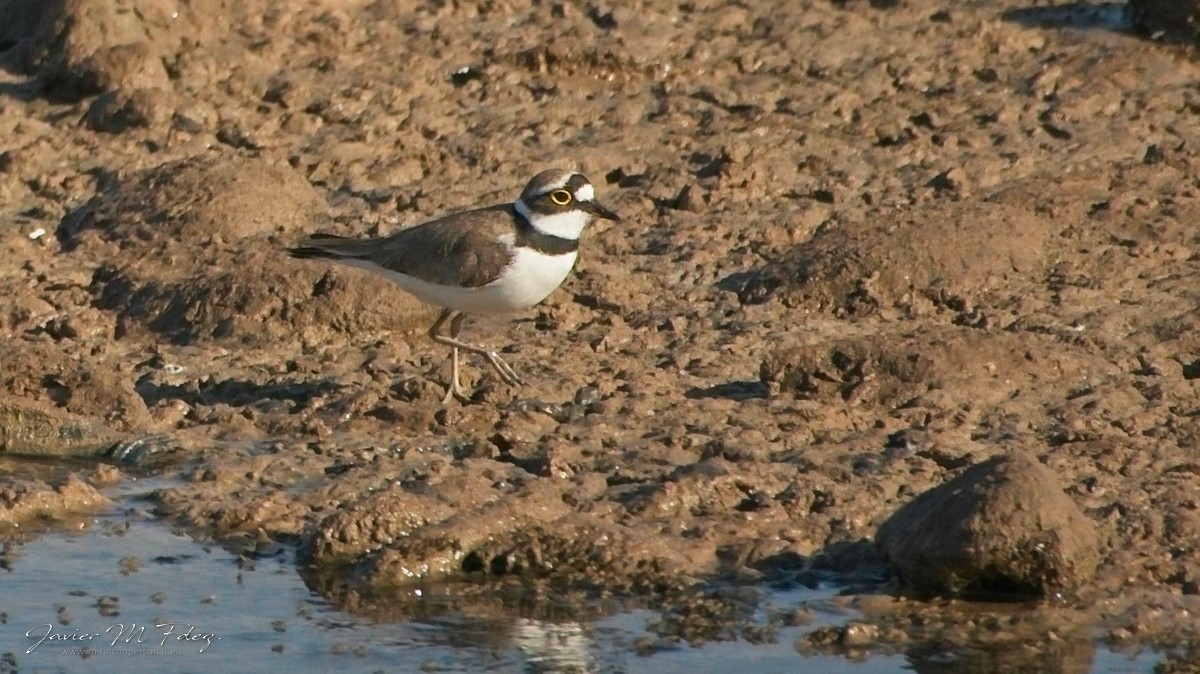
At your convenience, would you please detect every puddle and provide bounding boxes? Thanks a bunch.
[0,475,1170,673]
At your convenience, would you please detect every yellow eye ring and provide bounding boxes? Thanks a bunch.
[549,189,572,206]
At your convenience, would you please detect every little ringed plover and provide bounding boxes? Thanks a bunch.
[287,169,620,403]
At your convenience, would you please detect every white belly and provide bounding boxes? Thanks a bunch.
[353,249,578,315]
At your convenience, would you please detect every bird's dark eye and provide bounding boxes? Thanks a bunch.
[549,189,572,206]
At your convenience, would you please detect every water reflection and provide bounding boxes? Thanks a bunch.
[511,618,595,673]
[905,637,1095,674]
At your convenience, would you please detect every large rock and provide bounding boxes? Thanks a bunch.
[876,451,1100,597]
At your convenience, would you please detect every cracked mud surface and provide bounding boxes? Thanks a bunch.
[2,0,1200,661]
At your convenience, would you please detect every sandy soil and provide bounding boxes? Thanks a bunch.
[2,0,1200,656]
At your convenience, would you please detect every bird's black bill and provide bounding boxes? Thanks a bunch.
[584,201,621,222]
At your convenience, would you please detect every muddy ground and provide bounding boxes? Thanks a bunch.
[2,0,1200,663]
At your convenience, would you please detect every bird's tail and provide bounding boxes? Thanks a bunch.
[287,233,357,260]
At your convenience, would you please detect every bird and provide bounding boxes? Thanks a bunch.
[287,169,620,404]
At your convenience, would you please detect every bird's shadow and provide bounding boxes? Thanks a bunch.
[714,271,760,295]
[1000,2,1129,32]
[685,380,767,401]
[999,2,1196,45]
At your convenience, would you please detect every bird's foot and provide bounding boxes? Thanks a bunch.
[484,351,525,387]
[441,384,473,405]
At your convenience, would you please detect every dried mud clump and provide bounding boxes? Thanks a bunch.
[61,154,326,248]
[736,175,1099,316]
[0,0,178,98]
[301,459,717,593]
[759,325,1116,411]
[0,399,121,457]
[361,513,693,594]
[65,155,428,345]
[0,0,203,135]
[0,474,113,527]
[0,341,149,456]
[876,451,1100,597]
[309,475,629,586]
[302,484,463,567]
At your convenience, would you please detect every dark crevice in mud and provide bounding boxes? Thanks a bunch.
[134,374,342,410]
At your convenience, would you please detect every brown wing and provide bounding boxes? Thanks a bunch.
[291,205,518,287]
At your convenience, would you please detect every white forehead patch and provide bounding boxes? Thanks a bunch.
[573,183,595,202]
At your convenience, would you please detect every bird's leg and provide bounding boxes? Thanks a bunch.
[429,311,526,387]
[442,346,465,405]
[445,312,465,404]
[428,309,471,403]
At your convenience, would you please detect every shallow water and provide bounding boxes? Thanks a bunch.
[0,476,1166,674]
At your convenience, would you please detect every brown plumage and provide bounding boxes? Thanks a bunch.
[288,205,524,288]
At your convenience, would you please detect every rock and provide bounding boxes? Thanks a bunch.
[85,87,172,132]
[876,451,1100,597]
[674,183,705,212]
